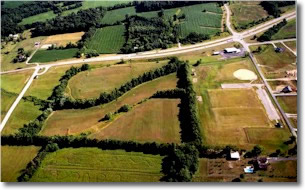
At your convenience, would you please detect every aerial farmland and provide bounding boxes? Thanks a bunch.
[0,0,297,183]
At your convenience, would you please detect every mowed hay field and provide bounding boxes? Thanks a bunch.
[30,148,163,182]
[1,146,41,182]
[230,1,269,31]
[277,96,297,114]
[90,99,181,143]
[87,25,125,54]
[252,44,296,79]
[43,32,85,46]
[271,19,296,40]
[2,100,42,135]
[40,74,178,136]
[29,48,78,63]
[67,61,166,99]
[1,69,33,94]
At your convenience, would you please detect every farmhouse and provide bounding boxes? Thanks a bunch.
[257,157,269,170]
[281,86,292,93]
[224,47,241,54]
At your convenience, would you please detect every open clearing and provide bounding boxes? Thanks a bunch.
[277,96,297,114]
[40,74,177,136]
[29,48,78,63]
[30,148,163,182]
[230,1,269,31]
[43,32,85,46]
[272,19,296,40]
[90,99,181,143]
[87,25,125,54]
[1,146,41,182]
[2,100,42,135]
[20,11,57,25]
[251,44,296,79]
[67,61,166,99]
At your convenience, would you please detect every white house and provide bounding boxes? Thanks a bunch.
[224,47,241,54]
[230,151,240,160]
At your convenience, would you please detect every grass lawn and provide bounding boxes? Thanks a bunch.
[230,1,270,31]
[29,48,78,63]
[277,96,297,114]
[271,19,296,40]
[90,98,181,143]
[1,30,46,71]
[0,69,33,93]
[1,90,17,122]
[252,44,296,79]
[1,145,41,182]
[2,100,42,135]
[30,148,163,182]
[284,41,297,52]
[40,74,177,136]
[43,32,85,46]
[87,25,125,54]
[67,61,166,99]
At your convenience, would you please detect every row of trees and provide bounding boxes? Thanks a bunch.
[260,1,295,18]
[234,16,272,31]
[151,89,186,99]
[180,32,210,44]
[257,19,287,42]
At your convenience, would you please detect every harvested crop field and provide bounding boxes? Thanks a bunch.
[90,99,181,143]
[40,74,178,136]
[67,62,166,99]
[87,25,125,54]
[1,146,41,182]
[30,148,163,182]
[43,32,85,46]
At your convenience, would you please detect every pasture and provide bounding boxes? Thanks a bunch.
[30,148,163,182]
[40,74,178,136]
[271,19,296,40]
[1,146,41,182]
[43,32,85,46]
[2,100,42,135]
[1,69,33,94]
[251,44,296,79]
[2,1,31,8]
[90,99,181,143]
[277,96,297,114]
[29,48,78,63]
[67,61,166,99]
[20,11,57,25]
[100,6,136,25]
[87,25,125,54]
[284,41,296,52]
[230,1,269,31]
[1,90,17,122]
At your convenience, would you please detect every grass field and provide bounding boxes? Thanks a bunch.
[29,48,78,63]
[90,98,181,143]
[268,80,297,92]
[67,61,166,99]
[284,41,297,52]
[2,100,42,135]
[277,96,297,114]
[1,30,46,71]
[0,69,33,93]
[2,1,31,8]
[1,90,17,122]
[252,44,296,79]
[271,19,296,40]
[43,32,85,46]
[20,11,57,25]
[30,148,163,182]
[230,1,270,31]
[40,74,177,136]
[87,25,125,54]
[100,6,136,24]
[1,146,41,182]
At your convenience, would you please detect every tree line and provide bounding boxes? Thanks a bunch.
[260,1,295,18]
[257,19,287,42]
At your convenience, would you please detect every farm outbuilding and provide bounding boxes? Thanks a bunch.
[281,86,292,93]
[224,47,241,53]
[230,151,240,160]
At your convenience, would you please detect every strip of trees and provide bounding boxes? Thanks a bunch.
[257,19,287,42]
[260,1,295,18]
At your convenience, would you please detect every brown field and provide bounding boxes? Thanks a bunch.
[40,74,177,136]
[1,146,41,182]
[268,80,297,92]
[90,98,181,143]
[277,96,297,114]
[284,41,297,52]
[67,61,166,99]
[43,32,84,46]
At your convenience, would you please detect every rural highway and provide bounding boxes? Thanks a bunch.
[0,5,297,133]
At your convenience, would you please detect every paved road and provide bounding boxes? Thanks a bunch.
[274,93,297,97]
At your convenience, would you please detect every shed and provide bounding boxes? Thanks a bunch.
[244,166,254,174]
[230,151,240,160]
[224,47,241,54]
[281,86,292,93]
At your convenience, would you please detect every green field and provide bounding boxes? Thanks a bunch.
[20,11,57,25]
[1,146,41,182]
[1,90,17,122]
[272,19,296,40]
[87,25,125,54]
[67,61,166,99]
[29,48,78,63]
[91,98,181,143]
[277,96,297,114]
[2,100,42,135]
[1,69,33,93]
[30,148,163,182]
[2,1,31,8]
[40,74,177,136]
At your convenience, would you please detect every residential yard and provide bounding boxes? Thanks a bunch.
[66,61,166,99]
[90,98,181,143]
[271,19,296,40]
[40,74,178,136]
[43,32,85,46]
[251,44,296,79]
[30,148,163,182]
[1,146,41,182]
[277,96,297,114]
[87,25,125,54]
[29,48,78,63]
